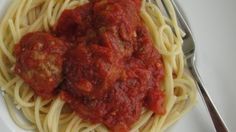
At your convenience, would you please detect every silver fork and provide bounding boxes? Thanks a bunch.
[150,0,229,131]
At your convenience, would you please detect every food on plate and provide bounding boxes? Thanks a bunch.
[0,0,196,131]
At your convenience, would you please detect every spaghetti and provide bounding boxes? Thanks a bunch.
[0,0,196,132]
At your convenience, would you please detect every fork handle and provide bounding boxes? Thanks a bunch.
[187,57,228,132]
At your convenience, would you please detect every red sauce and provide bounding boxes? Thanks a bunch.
[14,0,165,131]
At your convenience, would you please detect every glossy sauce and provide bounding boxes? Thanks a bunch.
[14,0,165,131]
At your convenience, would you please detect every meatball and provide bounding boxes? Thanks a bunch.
[14,32,68,99]
[63,44,121,99]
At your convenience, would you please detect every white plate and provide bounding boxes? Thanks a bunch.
[0,0,235,131]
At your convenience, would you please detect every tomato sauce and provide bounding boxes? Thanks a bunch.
[14,0,165,131]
